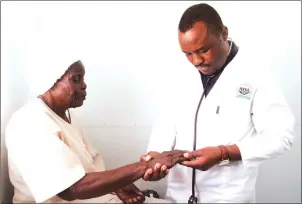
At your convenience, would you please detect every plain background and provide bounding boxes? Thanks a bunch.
[1,1,301,203]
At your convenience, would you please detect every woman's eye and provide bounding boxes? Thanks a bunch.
[73,76,81,83]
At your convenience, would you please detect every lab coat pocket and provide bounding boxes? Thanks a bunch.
[208,165,233,186]
[214,98,252,144]
[210,103,234,145]
[196,103,225,146]
[209,165,244,190]
[221,164,258,201]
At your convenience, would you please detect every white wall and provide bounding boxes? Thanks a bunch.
[1,1,301,203]
[1,3,34,201]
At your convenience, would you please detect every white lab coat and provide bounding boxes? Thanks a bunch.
[147,47,296,203]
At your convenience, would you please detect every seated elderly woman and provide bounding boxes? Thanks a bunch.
[5,60,186,203]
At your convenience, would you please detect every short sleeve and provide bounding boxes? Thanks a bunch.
[6,113,86,203]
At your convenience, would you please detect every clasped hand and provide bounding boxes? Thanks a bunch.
[115,150,191,203]
[140,150,189,181]
[140,147,221,181]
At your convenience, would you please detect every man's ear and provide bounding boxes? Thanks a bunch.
[221,26,228,41]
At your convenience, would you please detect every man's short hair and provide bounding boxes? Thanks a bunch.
[178,3,224,36]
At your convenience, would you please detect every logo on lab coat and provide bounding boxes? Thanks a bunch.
[239,87,250,95]
[236,84,252,99]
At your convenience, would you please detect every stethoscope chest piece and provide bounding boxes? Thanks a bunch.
[188,195,198,204]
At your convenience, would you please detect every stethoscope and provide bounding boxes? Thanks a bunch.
[188,39,233,204]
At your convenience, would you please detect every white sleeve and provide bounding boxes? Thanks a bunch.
[235,76,296,167]
[147,112,177,153]
[6,120,86,203]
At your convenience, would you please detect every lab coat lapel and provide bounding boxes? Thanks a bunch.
[196,53,241,147]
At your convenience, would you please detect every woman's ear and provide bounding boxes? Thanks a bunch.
[221,26,228,41]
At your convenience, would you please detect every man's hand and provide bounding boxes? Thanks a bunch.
[141,150,188,181]
[116,183,145,204]
[180,147,221,171]
[140,151,168,181]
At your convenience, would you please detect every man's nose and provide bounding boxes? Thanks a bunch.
[82,81,87,90]
[192,53,204,66]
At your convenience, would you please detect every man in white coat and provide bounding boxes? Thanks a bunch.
[141,3,296,203]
